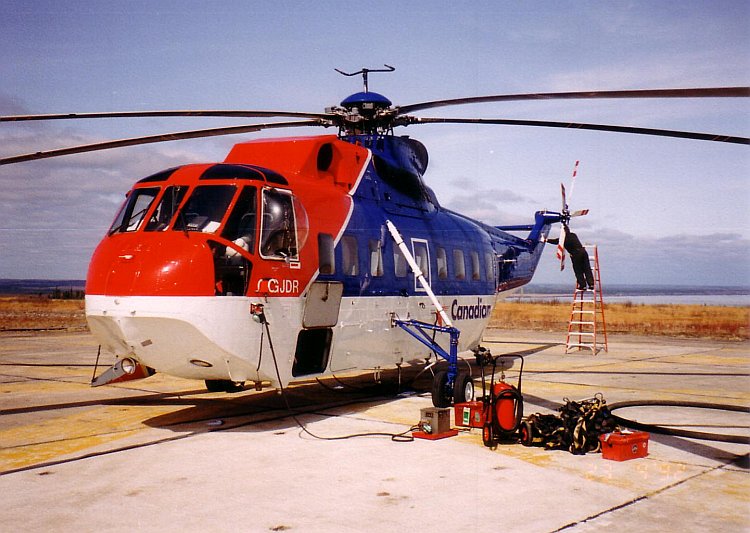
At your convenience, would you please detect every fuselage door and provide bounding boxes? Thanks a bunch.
[303,281,343,328]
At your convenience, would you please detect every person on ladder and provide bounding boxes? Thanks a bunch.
[547,225,595,290]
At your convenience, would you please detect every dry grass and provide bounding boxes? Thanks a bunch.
[1,295,748,340]
[490,300,749,340]
[0,296,87,331]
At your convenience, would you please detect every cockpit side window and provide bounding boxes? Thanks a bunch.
[221,186,257,255]
[173,185,236,233]
[109,187,160,235]
[145,186,188,231]
[260,188,299,260]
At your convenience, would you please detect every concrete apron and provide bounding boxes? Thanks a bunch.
[0,329,747,532]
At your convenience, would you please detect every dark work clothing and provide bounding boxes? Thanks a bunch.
[548,231,594,290]
[570,249,594,289]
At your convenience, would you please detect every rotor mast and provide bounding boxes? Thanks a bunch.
[334,64,395,93]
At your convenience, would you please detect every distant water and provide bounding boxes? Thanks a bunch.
[0,279,86,295]
[1,279,748,307]
[510,283,750,307]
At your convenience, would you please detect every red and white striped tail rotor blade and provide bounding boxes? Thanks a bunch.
[567,160,579,203]
[570,209,589,217]
[556,226,567,271]
[560,182,567,212]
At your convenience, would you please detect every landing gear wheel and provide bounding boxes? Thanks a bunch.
[453,373,474,404]
[482,423,495,448]
[431,370,452,408]
[520,420,534,447]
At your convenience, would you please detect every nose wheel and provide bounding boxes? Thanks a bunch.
[431,370,452,407]
[431,370,474,408]
[454,372,474,404]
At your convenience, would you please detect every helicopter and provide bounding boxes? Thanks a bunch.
[1,66,747,407]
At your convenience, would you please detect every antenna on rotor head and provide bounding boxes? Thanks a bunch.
[335,64,395,93]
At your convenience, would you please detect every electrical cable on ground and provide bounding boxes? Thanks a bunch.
[262,317,416,442]
[608,400,749,444]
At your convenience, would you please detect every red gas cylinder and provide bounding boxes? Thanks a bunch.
[493,381,521,431]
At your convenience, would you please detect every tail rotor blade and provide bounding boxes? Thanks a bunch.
[560,161,582,223]
[570,209,589,217]
[556,226,567,271]
[568,160,579,203]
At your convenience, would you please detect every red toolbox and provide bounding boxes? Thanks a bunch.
[600,430,650,461]
[454,401,485,428]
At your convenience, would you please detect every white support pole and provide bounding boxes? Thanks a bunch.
[385,220,453,328]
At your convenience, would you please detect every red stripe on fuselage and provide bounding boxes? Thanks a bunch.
[224,136,370,297]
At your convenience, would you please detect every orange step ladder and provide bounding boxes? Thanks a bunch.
[565,245,608,354]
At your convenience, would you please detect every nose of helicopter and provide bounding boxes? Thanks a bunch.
[86,232,217,296]
[85,231,268,384]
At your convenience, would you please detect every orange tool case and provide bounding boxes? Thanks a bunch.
[600,430,649,461]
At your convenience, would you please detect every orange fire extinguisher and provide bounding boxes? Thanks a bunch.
[475,350,524,448]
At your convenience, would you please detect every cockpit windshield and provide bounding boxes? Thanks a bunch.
[109,187,159,234]
[173,185,236,233]
[145,186,188,231]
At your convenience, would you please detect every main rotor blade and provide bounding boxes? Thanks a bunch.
[0,110,331,122]
[0,119,324,165]
[405,117,750,144]
[398,87,750,115]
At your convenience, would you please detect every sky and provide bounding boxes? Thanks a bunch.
[0,0,748,287]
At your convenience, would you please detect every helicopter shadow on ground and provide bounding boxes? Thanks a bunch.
[141,346,557,437]
[140,366,441,436]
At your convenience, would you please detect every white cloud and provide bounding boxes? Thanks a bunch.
[535,226,750,286]
[0,117,240,278]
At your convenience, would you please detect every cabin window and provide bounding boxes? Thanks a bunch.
[109,187,160,234]
[412,239,430,291]
[259,188,302,260]
[471,251,481,281]
[369,239,384,277]
[393,244,408,278]
[341,235,358,276]
[174,185,236,233]
[436,247,448,280]
[221,186,258,255]
[453,249,466,280]
[145,186,188,231]
[318,233,335,275]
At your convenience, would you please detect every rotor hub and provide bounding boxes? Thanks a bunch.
[328,92,398,135]
[340,91,392,110]
[329,65,399,135]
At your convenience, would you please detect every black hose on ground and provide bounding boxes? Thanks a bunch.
[608,400,749,444]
